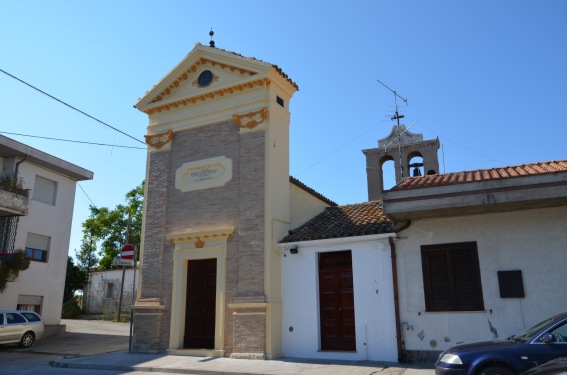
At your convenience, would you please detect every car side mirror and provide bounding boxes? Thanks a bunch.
[541,333,556,343]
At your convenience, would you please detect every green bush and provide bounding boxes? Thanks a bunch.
[61,299,82,319]
[0,173,25,194]
[0,249,31,293]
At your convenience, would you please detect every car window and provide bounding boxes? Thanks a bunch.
[20,312,41,322]
[547,321,567,343]
[0,313,4,325]
[513,317,555,343]
[6,313,26,324]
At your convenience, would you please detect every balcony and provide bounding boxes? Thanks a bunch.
[0,188,29,216]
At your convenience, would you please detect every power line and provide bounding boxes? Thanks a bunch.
[296,118,390,176]
[78,182,96,207]
[0,131,146,149]
[416,123,508,165]
[0,68,145,145]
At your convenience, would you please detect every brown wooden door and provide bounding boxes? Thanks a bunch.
[184,258,216,349]
[318,251,356,351]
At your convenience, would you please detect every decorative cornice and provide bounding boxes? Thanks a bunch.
[144,130,173,149]
[233,108,268,129]
[149,58,257,105]
[195,237,205,248]
[166,227,235,244]
[143,78,271,115]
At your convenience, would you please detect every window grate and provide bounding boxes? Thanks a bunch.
[0,216,19,254]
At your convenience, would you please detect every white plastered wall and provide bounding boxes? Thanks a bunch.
[395,205,567,353]
[280,234,398,362]
[289,183,331,230]
[1,162,77,325]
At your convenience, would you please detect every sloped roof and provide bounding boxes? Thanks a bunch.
[0,135,93,181]
[290,176,337,206]
[135,43,298,111]
[390,159,567,191]
[281,200,393,243]
[211,45,299,91]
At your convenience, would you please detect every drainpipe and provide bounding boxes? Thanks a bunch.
[14,155,28,179]
[389,220,411,363]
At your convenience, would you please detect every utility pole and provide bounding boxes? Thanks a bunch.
[117,212,131,321]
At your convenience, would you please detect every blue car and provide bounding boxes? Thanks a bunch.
[521,357,567,375]
[435,311,567,375]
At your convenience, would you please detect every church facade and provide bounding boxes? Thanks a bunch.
[131,43,324,359]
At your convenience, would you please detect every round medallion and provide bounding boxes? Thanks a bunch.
[197,70,213,87]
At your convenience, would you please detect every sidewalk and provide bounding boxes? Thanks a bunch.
[51,351,435,375]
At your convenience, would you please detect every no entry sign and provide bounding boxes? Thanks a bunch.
[121,244,135,260]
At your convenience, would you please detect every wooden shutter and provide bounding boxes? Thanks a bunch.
[422,242,484,312]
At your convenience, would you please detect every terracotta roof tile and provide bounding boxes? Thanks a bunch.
[281,200,393,243]
[390,159,567,191]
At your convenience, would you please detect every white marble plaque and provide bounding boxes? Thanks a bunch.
[175,156,232,193]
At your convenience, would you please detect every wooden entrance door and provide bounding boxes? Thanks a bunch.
[318,251,356,351]
[184,258,217,349]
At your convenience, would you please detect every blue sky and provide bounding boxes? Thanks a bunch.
[1,1,566,258]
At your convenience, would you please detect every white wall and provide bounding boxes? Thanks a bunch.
[396,205,567,353]
[84,268,137,314]
[281,235,398,362]
[289,183,331,230]
[0,162,78,325]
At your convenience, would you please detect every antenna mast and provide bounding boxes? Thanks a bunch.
[377,79,409,180]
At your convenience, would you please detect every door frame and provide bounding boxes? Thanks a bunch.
[167,227,233,357]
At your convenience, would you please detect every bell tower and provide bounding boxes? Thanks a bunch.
[363,124,440,200]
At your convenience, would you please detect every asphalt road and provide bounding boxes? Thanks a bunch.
[0,318,134,375]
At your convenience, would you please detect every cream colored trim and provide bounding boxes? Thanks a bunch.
[144,130,173,149]
[174,156,233,193]
[227,303,268,309]
[166,226,234,247]
[232,312,267,316]
[130,305,166,310]
[168,229,232,352]
[148,57,257,106]
[233,107,268,133]
[143,78,271,115]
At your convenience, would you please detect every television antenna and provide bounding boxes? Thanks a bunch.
[377,79,409,179]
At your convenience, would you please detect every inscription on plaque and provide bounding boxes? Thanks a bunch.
[175,156,232,193]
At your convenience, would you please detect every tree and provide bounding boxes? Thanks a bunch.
[63,256,88,302]
[76,181,144,270]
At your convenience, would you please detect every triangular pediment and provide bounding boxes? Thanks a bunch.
[135,43,274,113]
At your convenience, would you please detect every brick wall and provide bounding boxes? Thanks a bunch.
[135,119,268,356]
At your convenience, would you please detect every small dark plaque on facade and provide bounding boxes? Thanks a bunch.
[497,270,525,298]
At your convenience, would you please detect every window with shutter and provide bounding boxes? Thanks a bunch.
[33,175,57,205]
[421,242,484,312]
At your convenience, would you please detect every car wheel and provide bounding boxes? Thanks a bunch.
[478,366,515,375]
[19,332,35,348]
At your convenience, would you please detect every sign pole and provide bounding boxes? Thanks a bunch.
[129,253,136,351]
[117,213,131,321]
[117,265,126,321]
